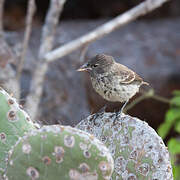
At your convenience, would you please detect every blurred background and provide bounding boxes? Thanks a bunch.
[3,0,180,30]
[2,0,180,177]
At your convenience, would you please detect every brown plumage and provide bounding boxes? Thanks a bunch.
[111,62,148,85]
[77,54,149,115]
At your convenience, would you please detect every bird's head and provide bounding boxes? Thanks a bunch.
[77,54,115,74]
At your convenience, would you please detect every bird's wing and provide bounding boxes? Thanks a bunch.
[113,64,143,84]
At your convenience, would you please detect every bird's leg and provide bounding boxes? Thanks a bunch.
[113,100,129,124]
[119,100,129,115]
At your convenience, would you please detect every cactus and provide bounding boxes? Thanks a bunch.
[5,125,114,180]
[77,112,173,180]
[0,88,39,174]
[0,87,173,179]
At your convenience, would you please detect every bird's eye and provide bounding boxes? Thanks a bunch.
[92,64,98,68]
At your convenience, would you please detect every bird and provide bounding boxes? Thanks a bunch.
[77,54,149,120]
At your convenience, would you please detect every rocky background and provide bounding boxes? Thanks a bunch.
[2,0,180,142]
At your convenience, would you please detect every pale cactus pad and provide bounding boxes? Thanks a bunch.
[77,112,173,180]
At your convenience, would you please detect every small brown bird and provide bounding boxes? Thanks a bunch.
[77,54,148,117]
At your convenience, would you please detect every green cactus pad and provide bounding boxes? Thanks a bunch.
[76,112,173,180]
[0,87,39,173]
[5,125,114,180]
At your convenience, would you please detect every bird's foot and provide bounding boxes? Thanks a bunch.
[92,105,107,125]
[113,110,123,125]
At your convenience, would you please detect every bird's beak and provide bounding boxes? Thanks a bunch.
[77,63,92,72]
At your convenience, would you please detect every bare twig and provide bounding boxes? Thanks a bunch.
[151,94,170,104]
[16,0,36,80]
[44,0,170,62]
[124,89,154,112]
[26,0,66,120]
[124,89,171,112]
[0,0,4,36]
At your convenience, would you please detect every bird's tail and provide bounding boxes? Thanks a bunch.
[142,81,149,86]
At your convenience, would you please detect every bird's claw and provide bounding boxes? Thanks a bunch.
[92,105,107,125]
[113,111,122,125]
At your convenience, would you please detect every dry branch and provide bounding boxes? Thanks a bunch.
[17,0,36,80]
[26,0,66,120]
[0,0,4,35]
[39,0,66,58]
[44,0,170,62]
[0,38,19,98]
[0,0,20,98]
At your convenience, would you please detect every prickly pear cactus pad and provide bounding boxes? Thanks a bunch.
[76,113,173,180]
[5,125,114,180]
[0,87,39,173]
